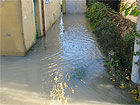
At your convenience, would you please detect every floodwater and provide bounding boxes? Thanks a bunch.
[0,14,139,105]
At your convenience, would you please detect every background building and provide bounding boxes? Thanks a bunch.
[62,0,87,14]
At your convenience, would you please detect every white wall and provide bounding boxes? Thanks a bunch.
[131,0,140,84]
[65,0,87,14]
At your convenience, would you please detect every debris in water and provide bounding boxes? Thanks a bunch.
[65,72,70,81]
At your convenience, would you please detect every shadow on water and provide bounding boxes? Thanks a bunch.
[0,14,139,105]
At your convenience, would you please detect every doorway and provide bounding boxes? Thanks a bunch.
[33,0,38,38]
[33,0,46,38]
[41,0,46,36]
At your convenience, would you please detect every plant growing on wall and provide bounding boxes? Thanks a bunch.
[85,2,140,102]
[120,0,139,17]
[121,0,140,66]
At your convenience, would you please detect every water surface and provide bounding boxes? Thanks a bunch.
[0,14,138,105]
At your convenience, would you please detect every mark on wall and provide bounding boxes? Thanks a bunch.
[7,34,11,37]
[0,0,6,8]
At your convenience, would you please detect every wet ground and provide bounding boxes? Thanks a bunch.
[0,14,139,105]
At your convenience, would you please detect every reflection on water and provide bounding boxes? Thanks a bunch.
[1,14,138,105]
[41,14,104,104]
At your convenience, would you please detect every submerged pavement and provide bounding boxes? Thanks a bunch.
[0,14,139,105]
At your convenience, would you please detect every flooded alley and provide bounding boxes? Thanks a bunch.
[0,14,138,105]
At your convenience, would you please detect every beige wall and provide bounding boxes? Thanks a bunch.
[0,0,61,56]
[0,0,25,56]
[62,0,66,13]
[0,0,36,56]
[44,0,61,31]
[21,0,36,51]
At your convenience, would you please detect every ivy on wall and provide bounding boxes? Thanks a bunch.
[121,0,140,66]
[120,0,139,17]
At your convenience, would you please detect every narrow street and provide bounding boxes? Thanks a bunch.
[0,14,138,105]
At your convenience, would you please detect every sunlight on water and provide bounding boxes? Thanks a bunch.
[1,14,138,105]
[40,13,104,104]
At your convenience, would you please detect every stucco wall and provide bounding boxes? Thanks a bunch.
[0,0,25,56]
[0,0,61,56]
[21,0,36,51]
[44,0,61,31]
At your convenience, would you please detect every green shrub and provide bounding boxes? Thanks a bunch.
[85,2,112,27]
[94,18,123,56]
[86,1,136,88]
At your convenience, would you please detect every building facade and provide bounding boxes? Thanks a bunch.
[0,0,61,56]
[62,0,87,14]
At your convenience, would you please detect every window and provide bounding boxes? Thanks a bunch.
[45,0,49,4]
